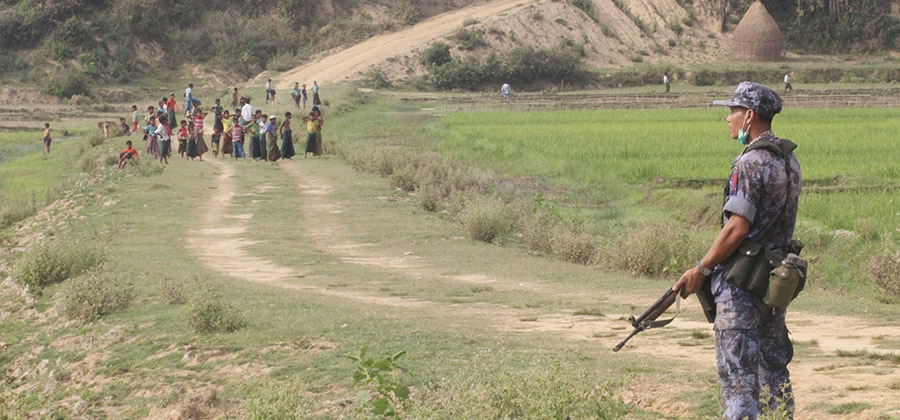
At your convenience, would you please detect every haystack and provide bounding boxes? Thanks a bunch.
[732,1,785,62]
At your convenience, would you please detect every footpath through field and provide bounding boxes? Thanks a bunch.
[187,156,900,419]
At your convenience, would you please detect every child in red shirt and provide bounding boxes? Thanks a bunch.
[117,140,139,169]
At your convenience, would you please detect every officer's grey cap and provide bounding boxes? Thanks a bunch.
[713,81,783,120]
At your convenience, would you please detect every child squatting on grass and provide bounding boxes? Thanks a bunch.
[117,140,139,169]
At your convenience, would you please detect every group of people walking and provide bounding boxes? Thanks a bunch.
[122,82,325,166]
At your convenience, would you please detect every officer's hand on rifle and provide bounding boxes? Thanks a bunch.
[674,265,706,298]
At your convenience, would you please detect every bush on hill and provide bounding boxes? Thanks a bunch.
[427,46,593,90]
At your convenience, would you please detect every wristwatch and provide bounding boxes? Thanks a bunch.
[695,262,713,276]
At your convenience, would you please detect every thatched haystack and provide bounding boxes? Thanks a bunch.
[732,1,786,61]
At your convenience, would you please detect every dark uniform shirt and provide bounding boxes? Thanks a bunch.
[712,131,802,304]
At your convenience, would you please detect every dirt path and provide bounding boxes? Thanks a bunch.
[275,161,900,419]
[182,158,900,419]
[275,0,527,88]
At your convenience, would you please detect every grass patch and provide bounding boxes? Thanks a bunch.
[836,349,900,365]
[573,308,604,317]
[826,402,871,415]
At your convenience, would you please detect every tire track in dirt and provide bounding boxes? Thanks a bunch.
[279,161,900,420]
[184,159,427,308]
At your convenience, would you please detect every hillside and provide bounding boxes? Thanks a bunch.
[2,0,900,96]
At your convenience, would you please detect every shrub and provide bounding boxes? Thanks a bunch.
[0,196,39,228]
[571,0,598,22]
[519,207,556,254]
[79,154,99,173]
[866,252,900,296]
[553,230,596,265]
[360,67,392,89]
[417,184,442,212]
[44,70,89,99]
[15,240,105,294]
[188,290,247,333]
[88,131,106,147]
[132,158,164,177]
[460,195,512,243]
[608,221,701,277]
[103,153,119,167]
[61,271,134,322]
[267,53,297,72]
[390,0,420,25]
[162,277,188,305]
[454,28,486,51]
[390,167,417,191]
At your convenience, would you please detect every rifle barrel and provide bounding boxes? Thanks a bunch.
[612,326,642,352]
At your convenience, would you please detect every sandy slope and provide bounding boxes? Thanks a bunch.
[275,0,528,88]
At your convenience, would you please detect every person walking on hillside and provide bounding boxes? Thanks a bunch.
[312,81,321,106]
[500,82,511,102]
[232,87,239,108]
[674,82,801,420]
[291,83,302,109]
[664,72,671,93]
[301,84,308,109]
[42,123,52,154]
[265,79,274,104]
[783,73,792,93]
[185,83,194,116]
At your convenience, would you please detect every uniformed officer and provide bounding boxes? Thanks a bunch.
[673,82,801,420]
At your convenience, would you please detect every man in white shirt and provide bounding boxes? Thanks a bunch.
[664,72,671,93]
[500,82,511,102]
[783,73,792,93]
[241,98,254,125]
[185,83,194,116]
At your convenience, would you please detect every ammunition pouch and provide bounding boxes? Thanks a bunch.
[725,240,807,308]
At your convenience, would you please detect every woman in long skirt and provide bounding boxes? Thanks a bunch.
[266,116,280,162]
[147,128,160,159]
[186,129,198,160]
[280,112,295,159]
[221,129,233,157]
[314,107,324,156]
[195,132,209,161]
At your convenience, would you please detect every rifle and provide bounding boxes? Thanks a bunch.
[612,277,716,353]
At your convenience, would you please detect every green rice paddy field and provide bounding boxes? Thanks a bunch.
[431,108,900,234]
[328,104,900,297]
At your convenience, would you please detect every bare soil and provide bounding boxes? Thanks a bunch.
[275,0,728,88]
